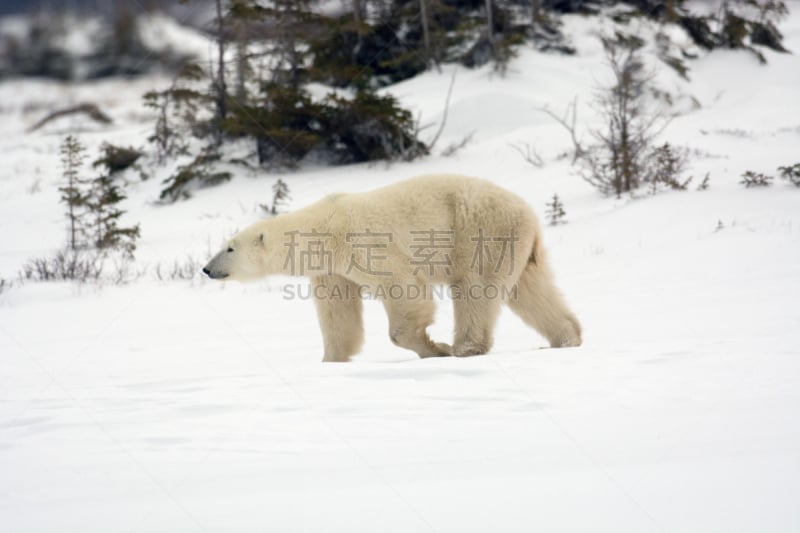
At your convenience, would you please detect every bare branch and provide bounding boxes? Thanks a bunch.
[509,141,544,167]
[537,97,584,164]
[426,67,458,151]
[441,131,475,157]
[28,103,112,132]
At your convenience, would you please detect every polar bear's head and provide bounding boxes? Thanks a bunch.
[203,225,268,282]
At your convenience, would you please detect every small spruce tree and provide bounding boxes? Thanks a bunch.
[142,61,206,163]
[697,172,711,191]
[545,194,566,226]
[647,143,690,193]
[88,172,140,257]
[778,163,800,187]
[740,170,773,188]
[271,178,291,215]
[59,135,90,250]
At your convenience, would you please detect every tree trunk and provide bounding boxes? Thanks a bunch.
[531,0,541,31]
[353,0,364,25]
[419,0,431,64]
[68,178,76,250]
[353,0,365,61]
[485,0,494,54]
[214,0,227,138]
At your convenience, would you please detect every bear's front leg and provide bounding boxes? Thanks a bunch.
[312,275,364,362]
[452,286,502,357]
[382,298,451,358]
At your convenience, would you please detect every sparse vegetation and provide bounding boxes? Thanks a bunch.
[92,143,142,174]
[510,141,544,168]
[20,250,103,283]
[87,172,140,257]
[582,35,668,197]
[441,132,475,157]
[545,35,688,199]
[159,148,232,202]
[697,172,711,191]
[142,61,207,164]
[59,135,90,250]
[778,163,800,186]
[545,194,567,226]
[740,170,773,187]
[23,135,142,285]
[647,143,691,193]
[271,179,291,215]
[153,256,204,282]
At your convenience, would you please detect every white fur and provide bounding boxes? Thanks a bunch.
[204,174,582,361]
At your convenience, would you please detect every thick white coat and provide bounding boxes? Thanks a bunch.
[204,174,581,361]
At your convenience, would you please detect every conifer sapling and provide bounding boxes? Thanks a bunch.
[545,194,566,226]
[271,178,291,215]
[59,135,90,250]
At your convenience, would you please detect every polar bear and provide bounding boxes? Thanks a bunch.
[203,174,581,361]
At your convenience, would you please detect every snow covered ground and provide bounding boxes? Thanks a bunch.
[1,10,799,533]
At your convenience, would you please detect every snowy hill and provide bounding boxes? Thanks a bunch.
[1,9,799,533]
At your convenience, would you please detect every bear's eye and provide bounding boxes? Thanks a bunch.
[227,247,234,253]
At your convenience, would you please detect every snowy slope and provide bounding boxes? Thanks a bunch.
[1,10,800,533]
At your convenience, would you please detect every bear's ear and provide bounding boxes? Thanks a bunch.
[259,233,264,245]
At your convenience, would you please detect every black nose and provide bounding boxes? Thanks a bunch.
[202,267,211,277]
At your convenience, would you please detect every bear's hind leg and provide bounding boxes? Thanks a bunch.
[507,263,582,348]
[452,284,502,357]
[382,297,451,358]
[312,275,364,362]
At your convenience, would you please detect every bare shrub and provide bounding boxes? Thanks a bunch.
[18,249,143,286]
[538,97,585,164]
[27,177,42,195]
[543,36,690,199]
[153,256,203,281]
[582,36,671,197]
[441,132,475,157]
[20,250,103,283]
[107,256,145,285]
[509,141,544,168]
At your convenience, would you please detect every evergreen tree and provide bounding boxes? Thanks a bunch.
[545,194,566,225]
[778,163,800,187]
[231,0,319,91]
[58,135,90,250]
[647,143,690,193]
[271,178,291,214]
[88,172,140,257]
[213,0,228,141]
[142,61,206,164]
[180,0,229,144]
